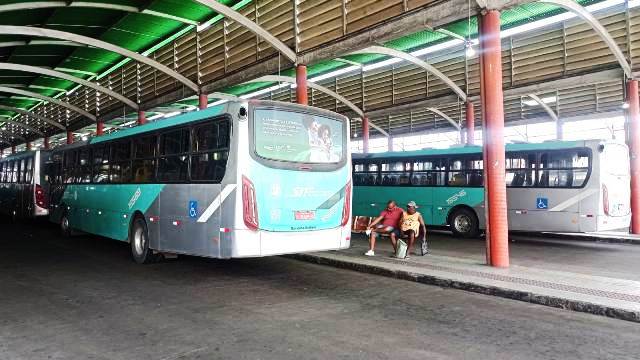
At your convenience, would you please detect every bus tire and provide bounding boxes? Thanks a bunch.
[130,216,160,264]
[60,211,72,238]
[448,207,479,238]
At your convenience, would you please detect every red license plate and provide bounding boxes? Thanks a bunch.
[295,211,315,220]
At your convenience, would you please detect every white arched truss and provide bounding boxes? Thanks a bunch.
[0,86,96,121]
[0,26,199,93]
[350,46,468,101]
[0,105,66,130]
[538,0,632,78]
[0,63,138,110]
[194,0,297,63]
[426,107,461,131]
[0,115,44,136]
[0,2,199,26]
[248,75,390,137]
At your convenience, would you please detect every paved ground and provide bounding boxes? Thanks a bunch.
[409,231,640,281]
[1,220,640,360]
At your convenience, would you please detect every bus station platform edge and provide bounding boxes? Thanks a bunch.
[288,237,640,323]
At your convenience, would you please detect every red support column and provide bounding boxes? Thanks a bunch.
[96,121,104,136]
[11,145,15,154]
[296,64,308,105]
[362,117,370,154]
[26,142,31,151]
[66,131,73,145]
[137,111,147,126]
[628,79,640,234]
[466,101,475,145]
[480,10,509,268]
[199,93,208,110]
[44,136,50,149]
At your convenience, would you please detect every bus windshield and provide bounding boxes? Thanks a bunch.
[254,108,345,164]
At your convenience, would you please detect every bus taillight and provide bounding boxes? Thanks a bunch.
[341,181,351,227]
[242,175,259,231]
[35,184,46,208]
[602,184,609,216]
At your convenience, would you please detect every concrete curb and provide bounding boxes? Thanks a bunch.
[288,253,640,323]
[517,232,640,245]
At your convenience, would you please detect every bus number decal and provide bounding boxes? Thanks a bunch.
[446,190,467,205]
[128,187,142,209]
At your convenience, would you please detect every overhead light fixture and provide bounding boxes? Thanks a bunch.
[464,41,475,58]
[622,102,630,109]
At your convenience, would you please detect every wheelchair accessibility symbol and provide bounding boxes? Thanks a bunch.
[189,201,198,219]
[536,197,548,210]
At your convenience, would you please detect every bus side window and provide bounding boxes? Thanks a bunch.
[506,154,534,187]
[92,145,110,183]
[132,135,157,183]
[191,120,230,183]
[110,140,132,183]
[158,128,189,183]
[25,157,33,184]
[11,161,18,183]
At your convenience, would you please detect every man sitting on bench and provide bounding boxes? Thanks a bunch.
[398,201,427,259]
[364,200,403,257]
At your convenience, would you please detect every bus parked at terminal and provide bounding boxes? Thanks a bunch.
[352,140,630,237]
[44,100,351,263]
[0,150,50,220]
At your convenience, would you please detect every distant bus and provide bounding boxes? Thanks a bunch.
[0,150,49,220]
[352,140,630,237]
[45,100,351,263]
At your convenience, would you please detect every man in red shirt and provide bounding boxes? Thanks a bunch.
[364,200,403,256]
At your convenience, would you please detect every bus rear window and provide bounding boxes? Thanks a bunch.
[254,108,344,164]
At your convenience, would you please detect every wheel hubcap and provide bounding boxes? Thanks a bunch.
[61,217,69,232]
[133,226,145,256]
[454,215,471,233]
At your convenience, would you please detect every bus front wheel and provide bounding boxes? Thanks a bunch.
[449,208,479,238]
[130,216,160,264]
[60,212,72,237]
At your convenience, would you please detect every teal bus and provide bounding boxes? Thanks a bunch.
[44,100,352,263]
[352,140,630,237]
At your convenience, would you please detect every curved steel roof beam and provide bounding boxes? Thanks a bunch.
[0,86,96,121]
[0,63,138,110]
[0,26,199,93]
[0,1,199,26]
[538,0,631,78]
[526,94,558,123]
[182,91,242,103]
[0,129,25,142]
[350,46,467,101]
[0,116,45,136]
[194,0,297,63]
[0,40,84,48]
[248,75,389,137]
[0,105,66,130]
[426,107,461,131]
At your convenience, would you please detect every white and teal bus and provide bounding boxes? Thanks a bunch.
[352,140,630,237]
[45,100,351,263]
[0,150,50,220]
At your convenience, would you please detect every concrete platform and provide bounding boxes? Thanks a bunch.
[291,233,640,322]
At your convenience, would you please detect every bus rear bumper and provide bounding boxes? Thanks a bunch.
[596,214,631,232]
[231,225,351,258]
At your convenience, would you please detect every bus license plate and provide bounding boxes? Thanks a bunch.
[295,211,315,220]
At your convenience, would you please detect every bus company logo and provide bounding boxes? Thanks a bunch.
[128,188,142,209]
[446,190,467,205]
[291,187,332,198]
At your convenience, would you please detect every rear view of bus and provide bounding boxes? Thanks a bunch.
[232,101,351,256]
[597,142,631,231]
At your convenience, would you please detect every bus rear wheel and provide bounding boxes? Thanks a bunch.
[60,212,72,237]
[449,207,479,238]
[130,216,160,264]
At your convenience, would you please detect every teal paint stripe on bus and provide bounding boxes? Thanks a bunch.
[353,186,484,226]
[90,105,227,145]
[62,183,165,241]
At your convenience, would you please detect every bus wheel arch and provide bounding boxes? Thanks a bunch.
[129,213,160,264]
[447,205,480,238]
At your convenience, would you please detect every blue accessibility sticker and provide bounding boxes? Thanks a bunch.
[536,197,548,209]
[189,200,198,219]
